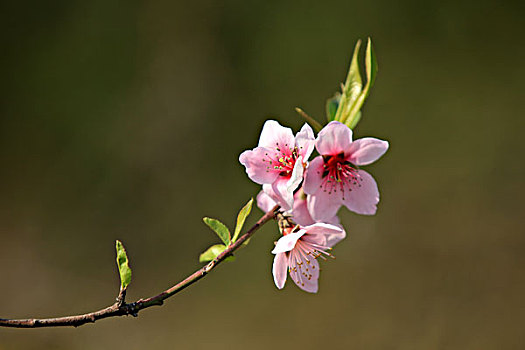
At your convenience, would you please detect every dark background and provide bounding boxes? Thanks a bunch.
[1,0,524,348]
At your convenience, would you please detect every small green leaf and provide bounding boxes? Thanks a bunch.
[364,37,378,98]
[334,40,363,123]
[115,240,132,290]
[347,38,378,125]
[345,111,362,130]
[199,244,226,262]
[199,244,235,263]
[326,93,341,121]
[203,217,231,245]
[337,38,378,129]
[294,107,323,133]
[232,198,253,243]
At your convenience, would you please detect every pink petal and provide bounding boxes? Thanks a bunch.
[302,223,346,247]
[325,214,341,227]
[262,183,294,213]
[262,183,280,203]
[288,244,319,293]
[270,177,293,211]
[295,123,315,161]
[239,147,279,184]
[292,190,341,227]
[325,224,346,247]
[316,121,353,156]
[286,156,305,196]
[256,190,277,213]
[272,230,306,254]
[291,190,315,226]
[342,169,380,215]
[268,157,304,211]
[346,137,389,166]
[303,156,324,195]
[272,253,288,289]
[258,120,295,151]
[306,190,343,222]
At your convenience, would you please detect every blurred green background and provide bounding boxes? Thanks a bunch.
[1,0,524,348]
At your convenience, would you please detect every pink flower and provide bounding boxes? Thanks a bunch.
[240,120,315,210]
[257,189,340,227]
[304,121,389,221]
[272,223,346,293]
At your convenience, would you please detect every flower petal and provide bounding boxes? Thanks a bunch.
[239,147,280,184]
[286,156,305,197]
[292,190,341,227]
[306,190,343,222]
[325,214,341,227]
[325,224,346,247]
[342,169,380,215]
[346,137,389,166]
[295,123,315,161]
[272,252,288,289]
[258,120,295,151]
[288,242,319,293]
[316,121,353,156]
[272,230,306,254]
[291,190,315,226]
[303,156,324,195]
[267,157,304,211]
[302,223,346,248]
[302,223,341,247]
[256,190,277,213]
[262,183,279,202]
[270,177,293,211]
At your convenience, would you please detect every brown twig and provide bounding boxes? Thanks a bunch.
[0,205,280,328]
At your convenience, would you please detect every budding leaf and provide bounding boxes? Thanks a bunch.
[203,217,231,245]
[232,198,253,243]
[346,111,362,130]
[326,93,341,121]
[344,38,377,128]
[199,244,226,262]
[364,37,378,99]
[115,240,132,290]
[334,39,363,123]
[199,244,235,263]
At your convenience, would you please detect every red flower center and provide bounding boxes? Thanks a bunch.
[263,142,299,177]
[320,152,361,200]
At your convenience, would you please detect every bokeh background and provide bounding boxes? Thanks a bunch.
[1,0,524,348]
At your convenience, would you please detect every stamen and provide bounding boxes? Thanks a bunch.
[320,153,361,199]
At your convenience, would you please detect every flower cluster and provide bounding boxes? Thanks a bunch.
[240,120,389,292]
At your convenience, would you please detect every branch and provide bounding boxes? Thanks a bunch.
[0,205,280,328]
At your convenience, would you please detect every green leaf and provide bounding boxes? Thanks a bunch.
[199,244,226,262]
[199,244,235,263]
[345,38,378,127]
[334,39,363,123]
[345,111,362,130]
[336,38,379,129]
[232,198,253,243]
[326,93,341,121]
[364,37,378,98]
[115,240,132,290]
[294,107,323,133]
[203,217,231,245]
